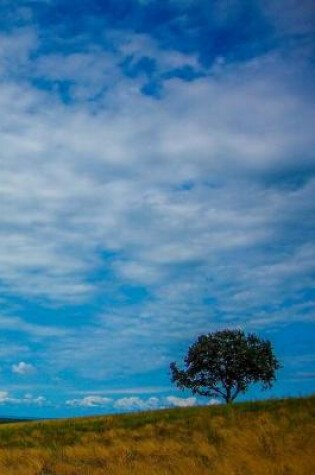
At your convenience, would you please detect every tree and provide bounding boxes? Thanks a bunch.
[170,329,281,404]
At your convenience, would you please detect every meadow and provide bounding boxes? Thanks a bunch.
[0,395,314,475]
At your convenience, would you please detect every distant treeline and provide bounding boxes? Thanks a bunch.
[0,417,36,424]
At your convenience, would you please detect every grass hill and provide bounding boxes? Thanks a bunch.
[0,395,314,475]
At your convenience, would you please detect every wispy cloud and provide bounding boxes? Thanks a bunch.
[0,315,67,337]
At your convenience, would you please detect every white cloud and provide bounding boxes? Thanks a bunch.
[207,398,221,406]
[66,395,162,411]
[114,396,161,411]
[23,393,46,405]
[0,391,47,405]
[0,391,10,403]
[166,396,197,407]
[12,362,35,375]
[66,394,210,411]
[66,395,112,407]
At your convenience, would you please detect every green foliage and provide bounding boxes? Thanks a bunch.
[170,329,281,403]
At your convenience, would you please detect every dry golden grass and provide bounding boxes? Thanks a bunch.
[0,395,314,475]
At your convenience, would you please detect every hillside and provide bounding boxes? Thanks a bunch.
[0,395,314,475]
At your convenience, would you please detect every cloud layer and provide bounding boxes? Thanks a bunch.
[66,394,199,411]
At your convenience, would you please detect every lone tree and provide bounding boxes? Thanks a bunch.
[170,329,281,404]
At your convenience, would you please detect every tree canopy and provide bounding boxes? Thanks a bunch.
[170,329,281,404]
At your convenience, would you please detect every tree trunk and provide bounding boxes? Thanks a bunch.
[225,387,233,404]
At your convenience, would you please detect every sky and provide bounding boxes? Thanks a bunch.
[0,0,314,418]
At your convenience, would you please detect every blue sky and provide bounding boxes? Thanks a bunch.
[0,0,314,418]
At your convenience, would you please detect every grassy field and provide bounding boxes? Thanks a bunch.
[0,395,314,475]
